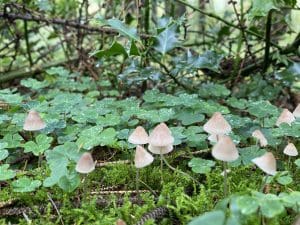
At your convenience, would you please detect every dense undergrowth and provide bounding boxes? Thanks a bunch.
[0,67,300,224]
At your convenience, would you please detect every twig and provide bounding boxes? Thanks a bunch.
[47,193,64,225]
[263,10,273,72]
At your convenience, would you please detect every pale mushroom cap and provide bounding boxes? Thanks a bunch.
[293,104,300,118]
[134,145,154,168]
[75,152,95,174]
[276,109,295,126]
[148,123,174,147]
[283,143,298,156]
[203,112,231,135]
[128,126,149,145]
[211,136,239,162]
[116,219,127,225]
[23,110,46,131]
[148,144,173,155]
[252,129,268,147]
[252,152,277,176]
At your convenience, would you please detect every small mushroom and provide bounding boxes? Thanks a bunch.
[148,123,174,147]
[116,219,127,225]
[276,109,295,126]
[75,152,95,174]
[23,109,46,131]
[203,112,231,139]
[283,143,298,157]
[252,152,276,176]
[212,136,239,162]
[134,145,154,168]
[128,126,149,145]
[252,129,268,147]
[148,144,173,155]
[293,104,300,118]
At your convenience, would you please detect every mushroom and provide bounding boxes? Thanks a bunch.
[283,143,298,157]
[293,104,300,118]
[212,135,239,197]
[252,129,268,147]
[23,109,46,131]
[252,152,276,176]
[75,152,95,174]
[203,112,231,142]
[252,152,277,192]
[134,145,154,168]
[276,109,295,126]
[212,136,239,162]
[128,126,149,145]
[116,219,126,225]
[148,144,173,155]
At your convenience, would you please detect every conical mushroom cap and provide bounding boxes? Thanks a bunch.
[23,110,46,131]
[208,133,226,142]
[203,112,231,135]
[252,152,276,176]
[283,143,298,156]
[252,129,268,147]
[293,104,300,118]
[75,152,95,174]
[134,145,154,168]
[212,136,239,162]
[148,144,173,155]
[148,123,174,147]
[128,126,149,145]
[276,109,295,126]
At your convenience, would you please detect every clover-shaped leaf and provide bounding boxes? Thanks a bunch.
[58,171,80,193]
[188,157,215,174]
[0,164,16,181]
[23,134,53,156]
[12,177,41,192]
[236,196,259,215]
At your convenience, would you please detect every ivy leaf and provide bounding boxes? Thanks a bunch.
[188,158,216,174]
[23,134,53,156]
[154,25,179,54]
[91,41,128,58]
[0,164,16,181]
[188,210,225,225]
[58,171,80,193]
[12,177,41,192]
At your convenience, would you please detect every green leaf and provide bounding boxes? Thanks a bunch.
[260,199,285,218]
[58,171,80,192]
[105,18,140,41]
[21,78,49,90]
[98,128,117,146]
[188,158,215,174]
[91,41,128,58]
[276,174,293,185]
[247,100,278,118]
[0,164,16,181]
[176,110,205,125]
[154,25,179,54]
[2,133,23,148]
[188,210,225,225]
[76,126,103,150]
[249,0,278,19]
[23,134,53,156]
[0,149,9,161]
[12,177,41,192]
[238,146,266,166]
[236,196,259,215]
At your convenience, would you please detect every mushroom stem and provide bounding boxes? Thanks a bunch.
[260,175,268,193]
[160,151,164,185]
[223,161,228,197]
[38,154,42,167]
[161,154,200,185]
[136,169,140,194]
[287,156,291,170]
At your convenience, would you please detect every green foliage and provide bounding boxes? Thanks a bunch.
[23,134,53,156]
[12,177,42,192]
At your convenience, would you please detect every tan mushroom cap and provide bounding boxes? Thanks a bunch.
[116,219,127,225]
[23,109,46,131]
[283,143,298,157]
[252,152,277,176]
[148,144,173,155]
[128,126,149,145]
[276,109,295,126]
[148,123,174,147]
[203,112,231,135]
[208,133,226,142]
[75,152,95,174]
[252,129,268,147]
[134,145,154,168]
[293,104,300,118]
[212,136,239,162]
